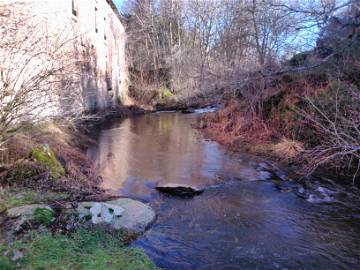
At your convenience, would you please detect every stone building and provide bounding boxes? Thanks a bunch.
[1,0,128,114]
[67,0,129,111]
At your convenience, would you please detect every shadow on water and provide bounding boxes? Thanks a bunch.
[87,112,360,270]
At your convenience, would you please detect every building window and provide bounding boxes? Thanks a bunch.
[72,0,78,16]
[95,7,98,33]
[106,72,112,91]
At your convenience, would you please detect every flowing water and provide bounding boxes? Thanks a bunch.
[87,111,360,270]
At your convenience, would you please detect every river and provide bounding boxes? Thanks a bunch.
[87,111,360,270]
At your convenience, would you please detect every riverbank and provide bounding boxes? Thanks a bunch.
[198,93,359,185]
[197,101,303,167]
[0,106,159,269]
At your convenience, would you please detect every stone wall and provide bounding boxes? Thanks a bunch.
[5,0,128,113]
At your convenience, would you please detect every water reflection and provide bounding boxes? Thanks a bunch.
[88,112,360,270]
[87,113,264,197]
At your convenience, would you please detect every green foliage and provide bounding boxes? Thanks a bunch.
[0,230,159,270]
[31,144,65,179]
[33,208,54,226]
[161,87,172,99]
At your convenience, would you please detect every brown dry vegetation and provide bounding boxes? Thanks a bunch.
[201,47,360,182]
[0,122,109,202]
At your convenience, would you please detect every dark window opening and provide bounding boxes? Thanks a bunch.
[106,74,112,91]
[95,7,98,33]
[72,0,78,16]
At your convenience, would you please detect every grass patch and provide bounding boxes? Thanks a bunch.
[33,208,54,226]
[272,138,304,159]
[0,244,15,270]
[0,188,69,212]
[0,229,159,270]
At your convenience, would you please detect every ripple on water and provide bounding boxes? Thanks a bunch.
[88,112,360,270]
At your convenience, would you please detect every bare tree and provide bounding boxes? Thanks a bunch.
[0,2,86,146]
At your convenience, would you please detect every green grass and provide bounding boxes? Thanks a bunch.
[0,229,159,270]
[0,188,69,212]
[0,244,15,270]
[33,208,54,226]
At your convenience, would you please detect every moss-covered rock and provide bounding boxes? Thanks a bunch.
[31,144,65,180]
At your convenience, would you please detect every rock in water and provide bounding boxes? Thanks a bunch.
[259,170,273,180]
[181,109,195,114]
[156,183,204,197]
[77,198,155,233]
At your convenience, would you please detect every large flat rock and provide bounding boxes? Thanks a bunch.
[77,198,156,234]
[6,204,53,232]
[7,204,52,218]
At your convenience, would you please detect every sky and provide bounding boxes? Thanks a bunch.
[113,0,124,10]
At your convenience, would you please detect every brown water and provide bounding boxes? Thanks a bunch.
[88,111,360,270]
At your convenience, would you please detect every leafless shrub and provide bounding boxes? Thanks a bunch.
[0,2,87,147]
[298,81,360,182]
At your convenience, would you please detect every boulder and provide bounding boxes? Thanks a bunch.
[156,183,204,197]
[89,202,124,224]
[77,198,155,233]
[6,204,53,232]
[7,204,52,218]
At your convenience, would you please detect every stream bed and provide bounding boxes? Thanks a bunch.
[87,111,360,270]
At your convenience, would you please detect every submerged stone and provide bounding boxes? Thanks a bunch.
[259,170,273,180]
[181,109,195,114]
[156,183,204,197]
[77,198,155,233]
